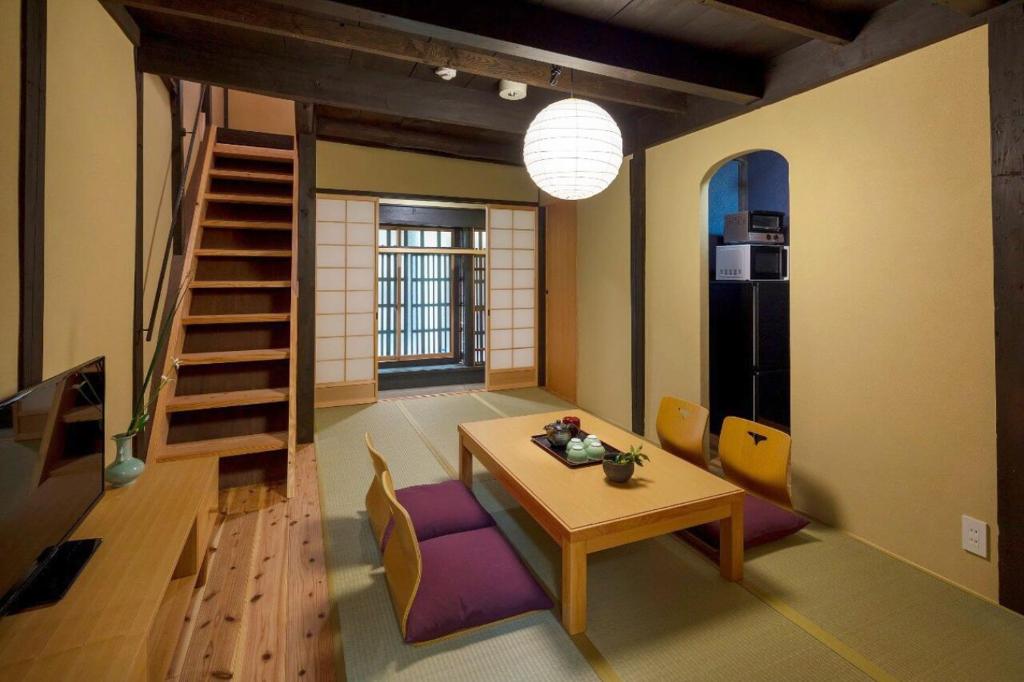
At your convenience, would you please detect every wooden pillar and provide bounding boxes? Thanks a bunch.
[169,80,183,255]
[294,103,317,443]
[132,48,144,415]
[18,0,46,389]
[629,148,646,435]
[989,2,1024,615]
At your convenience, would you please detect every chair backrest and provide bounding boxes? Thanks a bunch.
[718,417,793,507]
[379,470,422,638]
[656,396,710,468]
[364,433,392,542]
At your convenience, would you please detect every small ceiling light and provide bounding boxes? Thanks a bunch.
[523,98,623,201]
[498,79,528,100]
[434,66,457,81]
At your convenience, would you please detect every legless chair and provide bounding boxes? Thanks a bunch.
[378,470,552,644]
[679,417,807,558]
[656,396,710,468]
[365,434,493,551]
[718,417,793,507]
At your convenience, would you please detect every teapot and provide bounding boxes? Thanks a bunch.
[544,420,573,448]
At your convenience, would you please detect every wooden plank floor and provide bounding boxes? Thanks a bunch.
[166,444,336,681]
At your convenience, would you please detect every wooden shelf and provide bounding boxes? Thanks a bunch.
[208,168,293,183]
[204,193,293,206]
[167,388,290,413]
[213,143,294,162]
[182,312,291,325]
[157,431,289,462]
[0,459,219,681]
[189,280,291,289]
[177,348,290,366]
[201,219,293,231]
[194,248,292,258]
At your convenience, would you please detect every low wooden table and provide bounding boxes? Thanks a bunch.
[458,409,745,635]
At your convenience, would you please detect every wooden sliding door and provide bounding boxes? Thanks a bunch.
[486,206,538,390]
[314,194,378,406]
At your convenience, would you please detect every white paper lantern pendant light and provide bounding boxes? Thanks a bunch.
[524,97,623,201]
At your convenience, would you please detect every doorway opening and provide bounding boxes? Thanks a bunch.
[376,201,487,398]
[706,151,790,437]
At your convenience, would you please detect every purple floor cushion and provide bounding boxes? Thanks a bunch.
[404,526,553,643]
[681,493,809,557]
[381,480,495,550]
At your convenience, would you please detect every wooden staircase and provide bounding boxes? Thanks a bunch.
[151,127,298,495]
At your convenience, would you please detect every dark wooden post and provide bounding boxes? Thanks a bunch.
[630,148,646,435]
[989,1,1024,615]
[295,103,317,443]
[18,0,46,389]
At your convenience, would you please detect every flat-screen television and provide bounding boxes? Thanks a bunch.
[0,357,105,615]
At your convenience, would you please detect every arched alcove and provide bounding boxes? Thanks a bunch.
[702,150,790,438]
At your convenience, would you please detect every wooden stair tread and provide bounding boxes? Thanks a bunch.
[195,248,292,258]
[157,431,289,462]
[190,280,291,289]
[204,192,293,206]
[63,404,102,423]
[183,313,290,325]
[166,388,289,413]
[202,219,293,231]
[177,348,290,365]
[214,143,294,162]
[209,169,293,183]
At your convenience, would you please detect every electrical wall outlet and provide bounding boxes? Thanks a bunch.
[961,515,988,558]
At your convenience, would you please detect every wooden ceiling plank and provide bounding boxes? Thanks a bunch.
[316,115,523,165]
[697,0,863,44]
[136,35,537,134]
[252,0,764,102]
[119,0,688,112]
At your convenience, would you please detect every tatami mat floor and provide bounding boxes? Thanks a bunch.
[314,388,1024,681]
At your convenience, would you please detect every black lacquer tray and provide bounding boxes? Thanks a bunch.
[530,431,623,469]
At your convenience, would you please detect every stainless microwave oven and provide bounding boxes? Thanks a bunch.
[716,244,789,281]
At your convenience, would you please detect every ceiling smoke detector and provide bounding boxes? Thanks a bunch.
[434,66,458,81]
[498,79,528,101]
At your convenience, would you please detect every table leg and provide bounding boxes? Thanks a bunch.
[458,435,473,488]
[561,538,587,634]
[719,496,744,581]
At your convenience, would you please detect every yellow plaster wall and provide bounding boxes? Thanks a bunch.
[642,28,997,598]
[0,0,19,397]
[45,0,137,460]
[317,141,538,203]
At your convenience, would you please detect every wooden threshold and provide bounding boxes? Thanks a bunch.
[202,219,293,230]
[204,192,293,206]
[156,431,289,461]
[213,142,295,162]
[209,168,293,183]
[166,388,290,413]
[183,312,291,325]
[177,348,290,366]
[195,248,292,258]
[189,280,291,289]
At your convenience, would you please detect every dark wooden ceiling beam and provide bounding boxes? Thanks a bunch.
[117,0,688,113]
[136,36,540,134]
[268,0,764,103]
[697,0,863,45]
[316,114,523,166]
[635,0,1016,149]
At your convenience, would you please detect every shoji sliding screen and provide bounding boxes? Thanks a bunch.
[486,206,538,390]
[314,195,378,406]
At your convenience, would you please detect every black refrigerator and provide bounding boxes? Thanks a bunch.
[709,281,790,434]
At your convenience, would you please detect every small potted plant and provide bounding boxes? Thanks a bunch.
[603,444,649,484]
